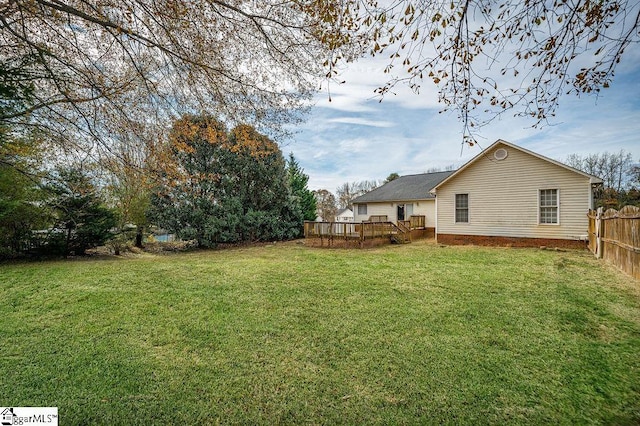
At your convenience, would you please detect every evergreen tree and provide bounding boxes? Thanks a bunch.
[0,137,46,256]
[149,115,229,247]
[384,173,400,183]
[45,167,118,256]
[287,153,317,222]
[149,115,302,247]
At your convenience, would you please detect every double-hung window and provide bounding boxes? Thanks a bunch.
[455,194,469,223]
[357,204,367,216]
[539,189,559,224]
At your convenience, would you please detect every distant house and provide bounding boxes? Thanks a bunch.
[335,208,354,222]
[352,171,455,232]
[431,139,602,247]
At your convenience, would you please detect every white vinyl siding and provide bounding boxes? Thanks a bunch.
[539,189,559,224]
[335,210,354,222]
[353,199,436,227]
[435,143,593,240]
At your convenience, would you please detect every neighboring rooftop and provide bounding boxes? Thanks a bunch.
[352,170,456,203]
[336,208,353,216]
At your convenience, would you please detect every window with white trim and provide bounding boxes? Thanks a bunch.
[539,189,559,224]
[357,204,367,215]
[455,194,469,223]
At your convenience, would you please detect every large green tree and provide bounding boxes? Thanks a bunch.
[149,115,301,247]
[384,173,400,184]
[45,167,118,256]
[148,115,229,247]
[0,136,47,256]
[287,153,317,223]
[225,124,302,242]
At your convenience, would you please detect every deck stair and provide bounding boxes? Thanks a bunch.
[390,221,411,244]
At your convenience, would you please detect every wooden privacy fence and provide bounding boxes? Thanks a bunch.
[588,205,640,279]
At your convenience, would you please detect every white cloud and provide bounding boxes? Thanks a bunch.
[327,117,395,127]
[319,54,443,112]
[290,42,640,193]
[314,90,376,113]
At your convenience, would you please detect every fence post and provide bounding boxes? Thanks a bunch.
[595,207,604,259]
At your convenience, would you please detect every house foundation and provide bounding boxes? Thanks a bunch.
[436,234,588,249]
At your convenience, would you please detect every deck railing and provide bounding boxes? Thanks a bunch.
[304,221,398,239]
[304,215,427,247]
[409,215,426,229]
[397,216,426,229]
[360,221,397,240]
[304,220,415,245]
[304,221,360,239]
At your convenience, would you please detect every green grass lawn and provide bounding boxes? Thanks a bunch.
[1,241,639,424]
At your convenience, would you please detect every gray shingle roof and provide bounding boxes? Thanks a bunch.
[352,170,455,203]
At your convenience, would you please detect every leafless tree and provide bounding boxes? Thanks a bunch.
[336,180,380,209]
[566,150,634,191]
[323,0,640,145]
[314,189,337,221]
[0,1,359,159]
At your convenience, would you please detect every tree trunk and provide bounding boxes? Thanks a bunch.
[135,225,144,248]
[65,227,72,258]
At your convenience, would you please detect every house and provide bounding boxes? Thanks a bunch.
[335,208,354,222]
[431,139,602,248]
[309,140,602,249]
[352,170,455,232]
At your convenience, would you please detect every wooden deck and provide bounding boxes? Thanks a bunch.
[304,215,430,248]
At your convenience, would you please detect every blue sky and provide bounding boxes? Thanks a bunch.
[287,44,640,192]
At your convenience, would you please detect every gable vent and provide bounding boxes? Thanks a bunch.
[494,148,508,161]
